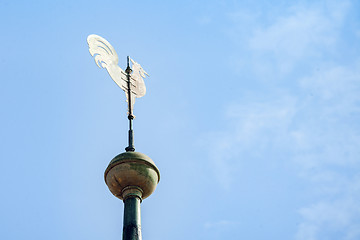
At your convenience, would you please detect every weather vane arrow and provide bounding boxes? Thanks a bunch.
[87,34,149,152]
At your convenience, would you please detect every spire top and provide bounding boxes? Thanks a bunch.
[87,34,149,151]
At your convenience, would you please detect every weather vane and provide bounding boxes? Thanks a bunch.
[87,34,149,152]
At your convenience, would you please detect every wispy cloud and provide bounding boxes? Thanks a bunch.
[204,0,360,238]
[228,1,350,78]
[296,196,360,240]
[292,63,360,240]
[204,95,296,188]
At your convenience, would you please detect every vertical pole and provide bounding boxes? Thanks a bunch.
[125,56,135,152]
[123,197,142,240]
[122,187,143,240]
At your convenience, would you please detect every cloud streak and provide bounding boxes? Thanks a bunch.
[204,1,360,238]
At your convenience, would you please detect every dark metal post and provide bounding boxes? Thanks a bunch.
[125,115,135,152]
[125,56,135,152]
[123,196,142,240]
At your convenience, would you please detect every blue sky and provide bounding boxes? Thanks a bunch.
[1,0,360,239]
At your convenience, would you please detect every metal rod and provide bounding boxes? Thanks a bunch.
[125,56,135,152]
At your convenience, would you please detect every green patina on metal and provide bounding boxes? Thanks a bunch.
[105,151,160,181]
[123,196,142,240]
[104,151,160,240]
[129,163,158,182]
